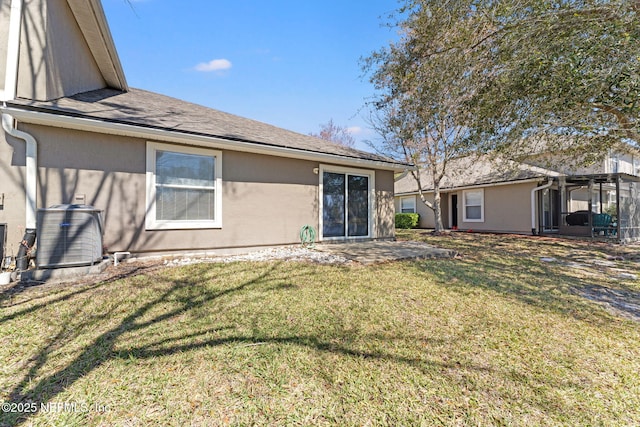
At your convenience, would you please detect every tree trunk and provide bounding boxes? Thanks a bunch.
[433,185,444,233]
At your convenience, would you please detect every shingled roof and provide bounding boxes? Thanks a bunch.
[8,88,409,170]
[395,155,560,194]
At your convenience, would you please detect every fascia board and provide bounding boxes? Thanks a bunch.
[2,106,411,172]
[395,177,553,196]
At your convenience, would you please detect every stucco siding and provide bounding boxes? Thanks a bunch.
[0,127,28,251]
[1,124,394,255]
[375,170,395,239]
[456,182,539,233]
[395,181,540,233]
[394,194,441,229]
[17,0,105,101]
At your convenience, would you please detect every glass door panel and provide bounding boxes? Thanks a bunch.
[347,175,369,236]
[322,171,370,238]
[322,172,346,237]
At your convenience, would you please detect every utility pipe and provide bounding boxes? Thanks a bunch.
[530,179,554,235]
[2,113,38,230]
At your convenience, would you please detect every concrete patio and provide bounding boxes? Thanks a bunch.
[316,240,457,265]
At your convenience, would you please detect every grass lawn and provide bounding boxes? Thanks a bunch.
[1,231,639,426]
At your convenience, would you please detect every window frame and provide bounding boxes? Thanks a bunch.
[399,196,416,213]
[145,142,222,230]
[319,164,375,241]
[462,188,484,223]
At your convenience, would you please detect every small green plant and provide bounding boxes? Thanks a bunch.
[604,203,617,218]
[395,213,419,229]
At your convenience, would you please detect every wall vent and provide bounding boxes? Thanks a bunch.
[36,205,104,268]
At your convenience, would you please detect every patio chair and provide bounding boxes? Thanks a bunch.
[593,213,612,235]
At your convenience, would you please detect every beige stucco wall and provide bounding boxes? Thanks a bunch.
[0,123,395,255]
[0,124,27,255]
[375,170,395,239]
[394,193,448,229]
[396,181,540,234]
[16,0,105,101]
[455,182,539,234]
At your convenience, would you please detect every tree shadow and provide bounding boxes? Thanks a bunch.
[0,263,160,312]
[412,254,631,324]
[1,260,500,426]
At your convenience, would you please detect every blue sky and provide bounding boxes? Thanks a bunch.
[102,0,401,150]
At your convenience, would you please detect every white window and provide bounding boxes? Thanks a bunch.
[463,189,484,222]
[400,196,416,213]
[146,142,222,230]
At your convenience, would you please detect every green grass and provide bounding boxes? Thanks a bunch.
[1,232,639,426]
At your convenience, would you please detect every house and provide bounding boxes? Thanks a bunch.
[0,0,410,267]
[395,151,640,242]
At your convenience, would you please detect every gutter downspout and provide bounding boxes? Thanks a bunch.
[2,113,37,230]
[531,179,554,235]
[394,169,410,182]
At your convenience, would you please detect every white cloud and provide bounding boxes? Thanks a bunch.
[346,126,362,135]
[194,59,232,72]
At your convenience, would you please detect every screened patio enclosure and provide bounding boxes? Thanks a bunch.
[550,173,640,242]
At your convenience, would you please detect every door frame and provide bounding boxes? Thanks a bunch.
[319,164,376,241]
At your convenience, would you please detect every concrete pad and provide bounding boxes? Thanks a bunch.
[19,258,111,283]
[316,241,457,265]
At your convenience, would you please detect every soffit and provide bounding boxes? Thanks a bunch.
[66,0,128,91]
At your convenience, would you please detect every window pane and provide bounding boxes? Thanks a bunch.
[156,187,215,221]
[348,175,369,236]
[323,172,345,237]
[401,197,415,213]
[465,191,482,206]
[466,206,482,220]
[156,151,215,187]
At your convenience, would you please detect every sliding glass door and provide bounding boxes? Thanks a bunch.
[322,170,370,238]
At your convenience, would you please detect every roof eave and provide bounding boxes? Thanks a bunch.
[66,0,128,91]
[1,106,411,172]
[396,176,554,196]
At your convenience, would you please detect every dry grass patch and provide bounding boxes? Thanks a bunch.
[1,233,639,426]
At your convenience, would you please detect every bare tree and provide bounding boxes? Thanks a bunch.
[309,119,356,148]
[363,1,490,232]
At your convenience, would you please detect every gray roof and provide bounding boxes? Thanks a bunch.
[395,155,560,194]
[9,88,408,168]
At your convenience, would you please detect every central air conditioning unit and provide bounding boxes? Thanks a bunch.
[36,205,104,268]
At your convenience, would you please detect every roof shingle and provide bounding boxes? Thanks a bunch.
[10,88,409,168]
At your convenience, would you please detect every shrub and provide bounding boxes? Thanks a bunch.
[395,213,419,229]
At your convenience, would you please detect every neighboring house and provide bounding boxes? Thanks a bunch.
[395,151,640,242]
[0,0,410,264]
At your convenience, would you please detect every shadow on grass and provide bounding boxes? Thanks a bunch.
[0,264,159,328]
[412,254,627,324]
[1,260,496,426]
[3,252,635,425]
[400,229,639,322]
[1,261,280,425]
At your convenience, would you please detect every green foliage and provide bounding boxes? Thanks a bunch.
[364,0,640,174]
[395,212,420,229]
